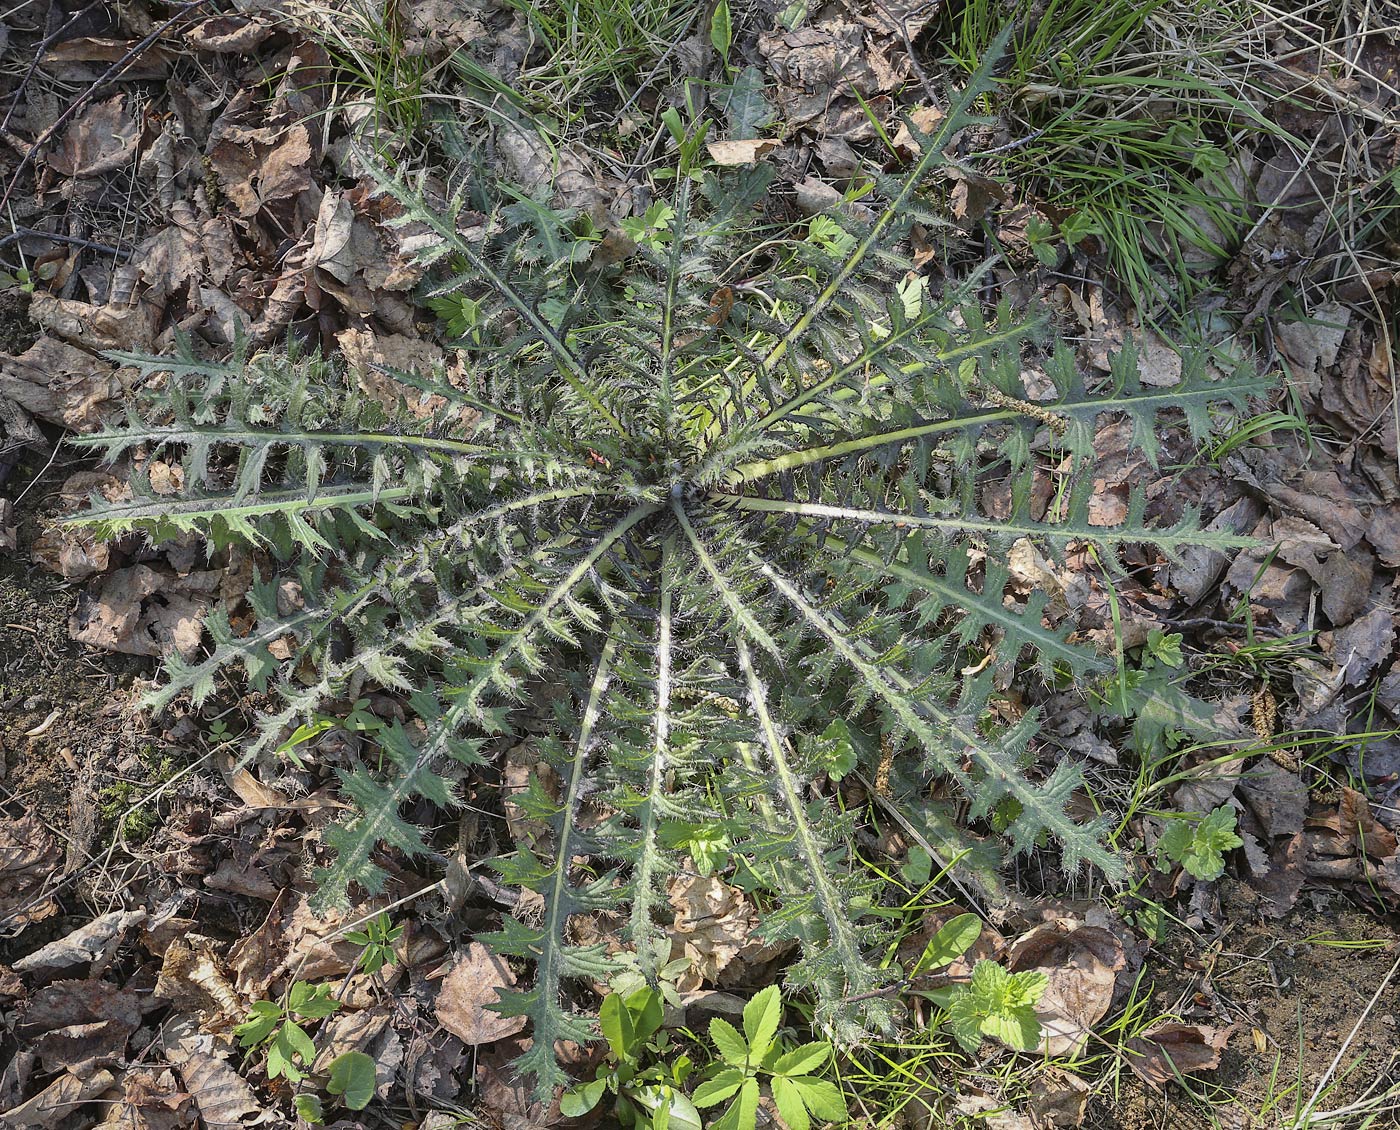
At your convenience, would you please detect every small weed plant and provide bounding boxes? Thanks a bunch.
[1157,804,1244,881]
[235,980,341,1084]
[694,986,845,1130]
[69,29,1266,1089]
[563,985,700,1130]
[236,979,378,1119]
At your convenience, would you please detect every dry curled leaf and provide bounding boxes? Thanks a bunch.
[164,1018,268,1130]
[0,813,62,931]
[0,1067,116,1129]
[1125,1023,1233,1087]
[0,334,121,431]
[69,563,215,659]
[705,139,779,165]
[13,909,147,974]
[48,95,139,177]
[17,979,141,1075]
[666,875,760,987]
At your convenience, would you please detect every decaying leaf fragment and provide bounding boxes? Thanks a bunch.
[1125,1023,1233,1087]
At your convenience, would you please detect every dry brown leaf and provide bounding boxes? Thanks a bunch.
[1027,1070,1090,1129]
[1172,756,1242,816]
[336,327,462,421]
[1124,1023,1233,1087]
[163,1018,268,1130]
[1007,923,1125,1057]
[496,121,606,211]
[206,94,315,219]
[48,95,139,177]
[706,139,779,166]
[154,937,244,1027]
[0,813,61,931]
[307,191,360,283]
[1316,787,1400,860]
[44,37,172,79]
[13,909,147,974]
[944,166,1003,224]
[1325,606,1396,685]
[759,20,906,140]
[96,1069,192,1130]
[1237,761,1307,841]
[665,875,795,988]
[0,334,121,430]
[0,1067,116,1129]
[17,979,141,1075]
[30,292,163,354]
[214,752,289,809]
[31,525,111,580]
[69,563,214,659]
[184,15,272,53]
[1130,329,1184,388]
[1249,831,1306,917]
[434,943,528,1045]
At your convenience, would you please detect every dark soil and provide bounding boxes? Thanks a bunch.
[0,291,36,355]
[1095,897,1400,1129]
[0,450,147,866]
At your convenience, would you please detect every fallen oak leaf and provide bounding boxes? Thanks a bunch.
[1124,1023,1234,1088]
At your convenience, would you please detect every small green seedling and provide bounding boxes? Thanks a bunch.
[692,985,847,1130]
[621,201,677,253]
[709,0,732,66]
[901,915,1047,1055]
[346,911,402,976]
[293,1050,378,1122]
[1157,805,1244,881]
[234,981,340,1083]
[946,961,1049,1055]
[0,262,57,294]
[562,986,700,1130]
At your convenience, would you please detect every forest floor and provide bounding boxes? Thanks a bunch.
[1,1,1399,1129]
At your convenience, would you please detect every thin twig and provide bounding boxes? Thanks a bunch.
[0,227,132,257]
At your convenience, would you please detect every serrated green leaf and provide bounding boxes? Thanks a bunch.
[693,1068,747,1108]
[742,985,783,1061]
[710,1018,749,1066]
[788,1077,848,1122]
[769,1041,832,1078]
[771,1076,810,1130]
